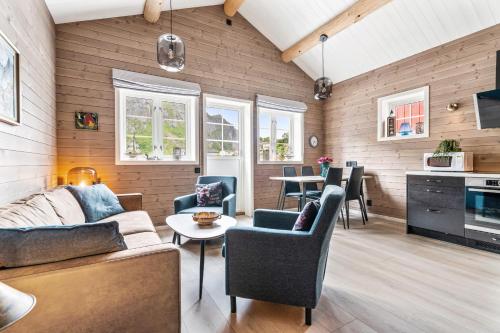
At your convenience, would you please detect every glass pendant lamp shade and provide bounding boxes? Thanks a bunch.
[157,0,185,72]
[314,77,333,100]
[67,167,98,186]
[314,34,333,100]
[157,33,185,72]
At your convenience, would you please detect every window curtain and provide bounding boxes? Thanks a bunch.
[256,94,307,113]
[112,69,201,96]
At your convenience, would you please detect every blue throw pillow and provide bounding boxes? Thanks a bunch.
[196,182,223,207]
[0,221,127,268]
[67,184,125,222]
[293,200,321,231]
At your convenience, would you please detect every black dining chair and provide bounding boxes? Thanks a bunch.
[324,167,347,229]
[278,166,302,211]
[344,166,366,228]
[302,166,322,200]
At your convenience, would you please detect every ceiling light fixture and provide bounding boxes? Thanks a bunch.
[157,0,185,72]
[314,34,333,100]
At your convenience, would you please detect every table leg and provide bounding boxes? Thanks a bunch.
[172,232,177,244]
[277,181,284,210]
[199,239,205,299]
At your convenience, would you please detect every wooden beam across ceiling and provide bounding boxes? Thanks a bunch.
[224,0,245,17]
[144,0,164,23]
[281,0,392,63]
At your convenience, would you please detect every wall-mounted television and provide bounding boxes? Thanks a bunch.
[473,89,500,129]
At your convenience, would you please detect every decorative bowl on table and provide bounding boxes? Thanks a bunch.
[192,212,221,226]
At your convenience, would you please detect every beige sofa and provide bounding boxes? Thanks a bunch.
[0,188,180,333]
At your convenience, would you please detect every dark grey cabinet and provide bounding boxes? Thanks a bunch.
[407,175,465,236]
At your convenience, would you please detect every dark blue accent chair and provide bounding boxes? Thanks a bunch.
[174,176,237,217]
[224,185,345,325]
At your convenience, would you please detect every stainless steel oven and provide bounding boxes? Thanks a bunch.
[465,178,500,246]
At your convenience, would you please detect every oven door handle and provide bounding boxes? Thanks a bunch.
[468,188,500,194]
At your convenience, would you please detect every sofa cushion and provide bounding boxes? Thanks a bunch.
[292,200,321,232]
[196,182,223,207]
[0,221,127,268]
[177,206,223,215]
[0,195,62,228]
[99,211,156,235]
[45,188,86,225]
[123,231,162,249]
[67,184,125,222]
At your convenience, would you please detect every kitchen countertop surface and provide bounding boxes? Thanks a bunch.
[406,170,500,178]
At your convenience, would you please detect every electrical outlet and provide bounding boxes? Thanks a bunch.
[194,167,201,174]
[366,199,373,207]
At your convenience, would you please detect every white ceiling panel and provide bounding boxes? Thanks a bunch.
[45,0,224,24]
[44,0,500,83]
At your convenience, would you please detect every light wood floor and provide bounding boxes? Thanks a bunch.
[158,213,500,333]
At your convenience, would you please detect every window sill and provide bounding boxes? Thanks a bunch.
[116,159,199,166]
[257,160,304,165]
[377,133,429,142]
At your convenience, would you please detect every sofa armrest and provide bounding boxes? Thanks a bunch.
[174,193,197,213]
[0,244,180,333]
[223,193,236,217]
[117,193,143,211]
[253,209,300,230]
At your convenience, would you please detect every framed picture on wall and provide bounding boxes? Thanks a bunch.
[0,30,21,125]
[75,112,98,130]
[377,86,429,141]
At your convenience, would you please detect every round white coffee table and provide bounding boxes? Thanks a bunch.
[166,214,237,299]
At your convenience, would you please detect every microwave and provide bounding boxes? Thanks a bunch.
[423,152,473,171]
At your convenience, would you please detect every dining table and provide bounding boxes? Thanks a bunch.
[269,174,373,211]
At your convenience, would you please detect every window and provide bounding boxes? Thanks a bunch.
[377,86,429,141]
[206,105,240,156]
[116,88,198,164]
[258,107,303,163]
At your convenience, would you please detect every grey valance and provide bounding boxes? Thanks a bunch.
[112,69,201,96]
[256,94,307,113]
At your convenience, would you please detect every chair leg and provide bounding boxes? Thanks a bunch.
[340,209,346,229]
[230,296,236,313]
[297,198,301,211]
[345,202,350,229]
[358,199,366,225]
[305,308,312,325]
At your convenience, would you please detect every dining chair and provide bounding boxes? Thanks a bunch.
[278,166,302,211]
[344,166,366,228]
[345,161,368,222]
[302,166,322,200]
[346,161,358,167]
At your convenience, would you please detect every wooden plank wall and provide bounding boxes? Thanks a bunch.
[324,24,500,219]
[55,5,324,225]
[0,0,57,205]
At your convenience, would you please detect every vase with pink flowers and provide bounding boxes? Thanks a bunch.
[317,156,333,177]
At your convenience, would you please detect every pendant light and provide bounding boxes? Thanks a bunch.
[157,0,185,72]
[314,34,333,100]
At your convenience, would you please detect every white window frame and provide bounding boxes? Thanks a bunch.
[257,107,304,164]
[115,88,199,165]
[377,85,429,142]
[205,101,242,158]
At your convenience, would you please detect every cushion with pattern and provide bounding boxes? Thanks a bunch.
[292,200,321,231]
[196,182,223,207]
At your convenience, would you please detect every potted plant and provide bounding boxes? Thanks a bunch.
[317,156,333,177]
[430,139,461,167]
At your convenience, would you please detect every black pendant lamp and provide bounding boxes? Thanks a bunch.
[314,34,333,100]
[157,0,185,72]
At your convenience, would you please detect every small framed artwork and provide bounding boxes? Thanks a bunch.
[377,86,429,141]
[75,112,98,130]
[0,30,21,125]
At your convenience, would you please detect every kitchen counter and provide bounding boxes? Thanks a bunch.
[406,171,500,178]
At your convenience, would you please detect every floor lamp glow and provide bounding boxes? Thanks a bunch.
[0,282,36,331]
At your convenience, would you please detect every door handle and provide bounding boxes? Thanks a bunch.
[426,208,441,213]
[426,189,443,193]
[426,179,442,183]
